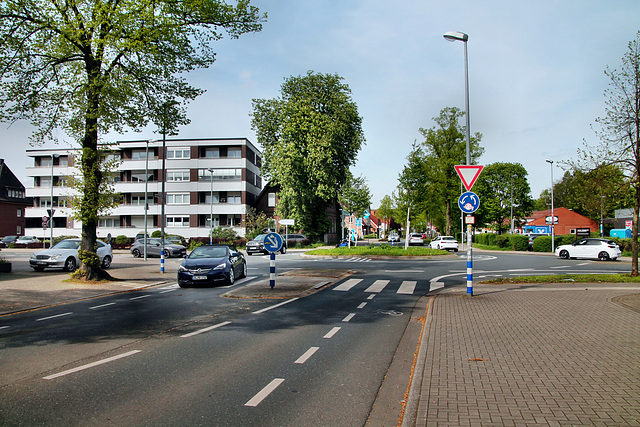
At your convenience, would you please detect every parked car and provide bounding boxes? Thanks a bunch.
[246,234,287,255]
[387,231,400,243]
[178,244,247,287]
[526,233,550,249]
[555,238,621,261]
[134,232,148,241]
[430,236,459,252]
[165,235,185,245]
[29,238,113,272]
[284,233,309,247]
[130,238,187,258]
[16,236,39,245]
[408,233,424,246]
[0,235,18,248]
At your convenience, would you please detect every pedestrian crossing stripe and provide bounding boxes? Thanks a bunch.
[333,279,421,295]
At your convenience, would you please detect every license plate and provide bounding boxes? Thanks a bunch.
[193,276,207,280]
[37,261,48,265]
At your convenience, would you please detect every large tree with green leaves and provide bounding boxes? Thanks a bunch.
[251,71,365,240]
[398,107,483,235]
[339,172,371,218]
[0,0,265,280]
[473,162,533,234]
[571,32,640,275]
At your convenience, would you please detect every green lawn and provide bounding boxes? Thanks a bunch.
[306,246,449,256]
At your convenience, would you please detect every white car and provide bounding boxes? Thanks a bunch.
[408,233,424,246]
[29,238,113,271]
[16,235,39,245]
[387,231,400,243]
[555,238,621,261]
[430,236,459,252]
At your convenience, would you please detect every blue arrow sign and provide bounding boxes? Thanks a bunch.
[458,191,480,213]
[263,232,283,253]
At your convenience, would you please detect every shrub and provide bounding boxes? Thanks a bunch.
[532,235,552,252]
[115,235,130,244]
[495,234,509,248]
[508,234,529,251]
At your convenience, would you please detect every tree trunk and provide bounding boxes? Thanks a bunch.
[445,200,452,236]
[633,188,639,276]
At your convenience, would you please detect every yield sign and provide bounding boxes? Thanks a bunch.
[455,165,484,191]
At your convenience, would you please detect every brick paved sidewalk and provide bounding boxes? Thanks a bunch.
[404,283,640,426]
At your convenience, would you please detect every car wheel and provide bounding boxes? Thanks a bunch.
[32,266,45,272]
[598,251,610,261]
[101,255,112,269]
[240,262,247,278]
[132,249,141,258]
[164,250,171,259]
[178,282,189,288]
[280,245,287,254]
[247,252,253,256]
[64,257,77,272]
[228,267,235,285]
[559,250,569,259]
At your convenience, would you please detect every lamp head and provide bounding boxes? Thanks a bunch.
[545,159,553,164]
[443,31,469,42]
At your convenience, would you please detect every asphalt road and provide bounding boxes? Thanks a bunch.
[0,249,631,425]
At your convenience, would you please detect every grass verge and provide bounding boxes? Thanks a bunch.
[480,273,640,284]
[306,246,449,256]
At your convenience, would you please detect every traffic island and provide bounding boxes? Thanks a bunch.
[222,268,355,300]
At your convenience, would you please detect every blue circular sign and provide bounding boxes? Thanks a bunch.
[263,232,283,253]
[458,191,480,213]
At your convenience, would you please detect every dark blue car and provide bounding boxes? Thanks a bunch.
[177,244,247,287]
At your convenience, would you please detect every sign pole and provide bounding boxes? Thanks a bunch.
[264,232,283,289]
[456,165,484,298]
[269,252,276,289]
[467,224,473,296]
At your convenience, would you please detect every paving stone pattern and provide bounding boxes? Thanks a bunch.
[417,285,640,426]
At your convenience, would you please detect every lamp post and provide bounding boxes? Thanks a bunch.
[49,153,59,248]
[207,168,215,244]
[510,174,517,234]
[546,159,555,252]
[600,195,605,237]
[144,140,153,261]
[444,30,474,296]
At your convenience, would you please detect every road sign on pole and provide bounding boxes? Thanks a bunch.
[264,232,284,289]
[455,165,484,191]
[458,191,480,213]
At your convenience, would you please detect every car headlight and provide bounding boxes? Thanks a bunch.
[178,265,187,272]
[30,253,37,260]
[51,254,61,260]
[213,263,226,270]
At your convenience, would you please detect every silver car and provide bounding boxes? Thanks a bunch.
[29,238,113,272]
[130,238,187,258]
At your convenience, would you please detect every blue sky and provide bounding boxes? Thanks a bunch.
[2,0,639,206]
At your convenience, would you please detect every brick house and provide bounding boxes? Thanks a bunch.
[0,159,31,237]
[524,207,598,235]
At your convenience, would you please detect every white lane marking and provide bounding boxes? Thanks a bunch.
[294,347,319,364]
[180,321,231,338]
[252,298,299,314]
[397,280,417,294]
[577,262,591,266]
[0,326,9,330]
[324,327,341,339]
[89,302,116,310]
[245,378,285,407]
[357,302,367,309]
[159,284,179,290]
[365,279,389,293]
[342,313,356,322]
[333,278,362,291]
[159,288,177,294]
[129,294,151,301]
[43,350,142,380]
[551,266,572,269]
[367,294,375,300]
[36,312,73,322]
[384,270,424,273]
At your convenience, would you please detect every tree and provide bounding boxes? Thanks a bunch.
[251,71,365,240]
[572,32,640,274]
[398,107,483,235]
[376,194,396,233]
[473,162,533,233]
[339,172,371,218]
[0,0,265,280]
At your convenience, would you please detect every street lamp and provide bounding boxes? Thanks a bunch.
[49,153,59,248]
[546,159,555,252]
[510,174,516,234]
[207,168,215,245]
[444,30,474,296]
[600,195,605,237]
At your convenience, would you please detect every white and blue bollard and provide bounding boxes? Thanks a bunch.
[269,252,276,288]
[160,249,165,274]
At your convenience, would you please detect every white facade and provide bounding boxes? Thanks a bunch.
[24,138,263,240]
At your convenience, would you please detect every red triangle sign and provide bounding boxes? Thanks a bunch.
[455,165,484,191]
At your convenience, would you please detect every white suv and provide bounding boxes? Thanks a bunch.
[430,236,459,252]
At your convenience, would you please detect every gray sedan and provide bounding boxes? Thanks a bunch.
[130,238,187,258]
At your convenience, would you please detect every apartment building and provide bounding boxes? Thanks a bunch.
[24,138,263,239]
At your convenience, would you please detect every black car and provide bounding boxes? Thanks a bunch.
[0,235,18,248]
[246,234,287,255]
[284,233,309,247]
[177,244,247,287]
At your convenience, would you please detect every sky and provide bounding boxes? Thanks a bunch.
[1,0,639,207]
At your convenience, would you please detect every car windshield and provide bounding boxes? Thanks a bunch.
[53,240,80,249]
[442,237,456,241]
[188,246,228,259]
[252,234,267,242]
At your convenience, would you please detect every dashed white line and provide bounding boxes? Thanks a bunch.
[323,327,341,339]
[0,326,9,330]
[342,313,356,322]
[180,321,231,338]
[245,378,285,407]
[252,298,299,314]
[36,312,72,322]
[159,289,177,294]
[43,350,142,380]
[294,347,319,364]
[357,302,367,309]
[89,302,116,310]
[129,294,151,301]
[367,295,375,300]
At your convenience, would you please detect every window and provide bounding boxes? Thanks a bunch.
[7,189,25,198]
[17,209,22,217]
[39,198,52,208]
[40,157,52,167]
[131,195,154,206]
[198,168,242,181]
[166,193,190,204]
[131,172,152,182]
[204,193,220,204]
[58,156,69,167]
[17,226,22,234]
[40,177,52,188]
[98,218,118,228]
[132,149,152,160]
[228,148,242,158]
[228,193,242,204]
[167,147,190,159]
[226,215,241,226]
[167,216,189,227]
[268,193,276,207]
[167,170,190,182]
[204,147,220,158]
